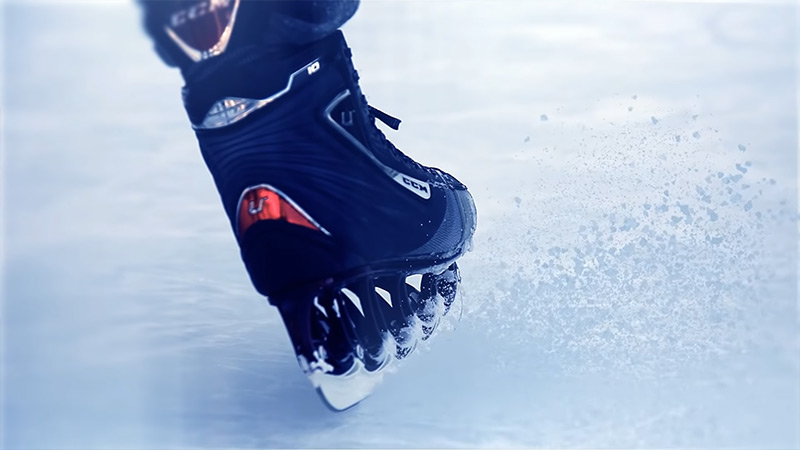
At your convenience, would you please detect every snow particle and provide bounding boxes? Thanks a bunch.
[692,131,701,139]
[651,116,659,125]
[738,144,747,152]
[540,114,549,122]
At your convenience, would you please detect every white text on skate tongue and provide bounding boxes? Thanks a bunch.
[170,0,231,28]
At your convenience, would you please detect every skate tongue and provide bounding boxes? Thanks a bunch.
[369,106,401,130]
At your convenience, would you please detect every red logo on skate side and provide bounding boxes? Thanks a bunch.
[237,185,326,239]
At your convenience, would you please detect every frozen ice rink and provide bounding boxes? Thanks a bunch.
[3,0,798,448]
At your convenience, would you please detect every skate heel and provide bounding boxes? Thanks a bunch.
[240,220,341,298]
[236,184,341,298]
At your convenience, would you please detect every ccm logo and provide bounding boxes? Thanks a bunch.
[402,176,429,194]
[171,0,231,27]
[395,174,430,199]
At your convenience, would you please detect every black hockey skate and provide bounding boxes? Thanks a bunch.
[147,2,477,410]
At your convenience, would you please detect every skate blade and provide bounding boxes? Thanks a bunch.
[309,357,391,412]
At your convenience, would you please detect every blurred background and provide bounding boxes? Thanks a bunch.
[2,0,798,448]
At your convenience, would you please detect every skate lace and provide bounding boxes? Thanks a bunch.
[363,97,446,180]
[346,55,439,179]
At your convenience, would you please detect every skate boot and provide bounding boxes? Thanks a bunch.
[165,12,477,410]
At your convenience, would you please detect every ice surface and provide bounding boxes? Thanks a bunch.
[2,1,798,449]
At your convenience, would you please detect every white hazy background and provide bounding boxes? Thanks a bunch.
[2,0,798,448]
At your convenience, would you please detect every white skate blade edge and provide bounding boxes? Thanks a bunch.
[309,358,389,411]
